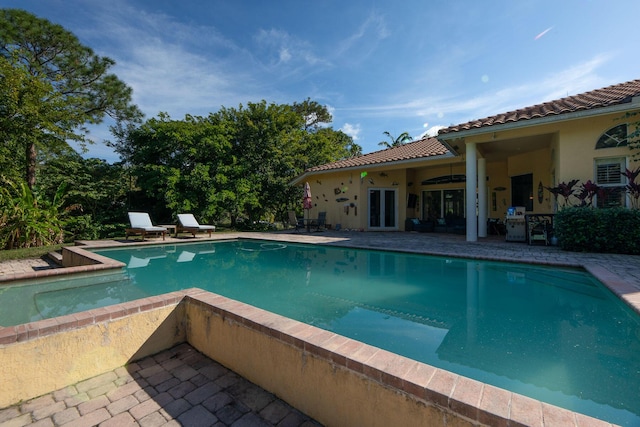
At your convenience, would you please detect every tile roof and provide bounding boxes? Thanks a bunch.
[304,136,450,173]
[439,79,640,135]
[298,79,640,178]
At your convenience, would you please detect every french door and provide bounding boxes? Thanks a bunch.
[422,189,465,220]
[368,188,397,230]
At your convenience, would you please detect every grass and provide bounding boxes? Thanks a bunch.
[0,244,68,262]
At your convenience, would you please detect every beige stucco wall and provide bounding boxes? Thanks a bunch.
[184,299,458,427]
[299,110,640,229]
[300,171,363,231]
[486,161,509,217]
[301,168,411,231]
[0,305,185,408]
[556,115,640,183]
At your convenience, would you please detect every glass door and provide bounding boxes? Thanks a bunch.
[422,189,465,220]
[368,189,397,230]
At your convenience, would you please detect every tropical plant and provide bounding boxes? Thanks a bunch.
[36,152,131,239]
[0,180,67,249]
[545,179,580,207]
[378,131,413,148]
[622,167,640,209]
[575,180,601,207]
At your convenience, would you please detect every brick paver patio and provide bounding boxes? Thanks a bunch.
[0,343,320,427]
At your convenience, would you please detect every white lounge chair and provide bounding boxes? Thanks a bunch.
[126,212,167,241]
[177,213,216,237]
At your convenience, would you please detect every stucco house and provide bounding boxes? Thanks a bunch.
[291,79,640,241]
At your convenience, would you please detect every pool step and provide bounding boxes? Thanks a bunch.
[47,251,63,266]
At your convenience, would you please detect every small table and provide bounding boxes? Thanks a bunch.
[159,224,177,237]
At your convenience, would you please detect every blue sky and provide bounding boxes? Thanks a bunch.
[4,0,640,163]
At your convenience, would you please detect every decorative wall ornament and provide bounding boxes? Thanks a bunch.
[537,181,544,204]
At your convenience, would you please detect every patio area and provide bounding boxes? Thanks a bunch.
[1,230,640,426]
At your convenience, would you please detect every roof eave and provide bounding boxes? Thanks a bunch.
[289,152,456,186]
[437,96,640,142]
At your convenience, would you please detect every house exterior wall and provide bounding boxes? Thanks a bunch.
[556,114,640,183]
[507,147,553,213]
[486,161,509,217]
[299,170,365,231]
[297,109,640,232]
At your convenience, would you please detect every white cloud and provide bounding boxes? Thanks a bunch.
[279,48,292,63]
[425,125,446,137]
[341,123,361,140]
[78,2,265,120]
[334,10,389,64]
[254,28,327,72]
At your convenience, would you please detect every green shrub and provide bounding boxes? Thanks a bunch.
[555,207,640,254]
[0,181,65,249]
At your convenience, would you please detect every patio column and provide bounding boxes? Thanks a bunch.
[466,143,478,242]
[478,157,487,237]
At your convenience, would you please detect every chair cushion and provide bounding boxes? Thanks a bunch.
[178,214,200,227]
[129,212,153,228]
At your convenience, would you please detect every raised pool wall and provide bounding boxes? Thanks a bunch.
[0,287,609,427]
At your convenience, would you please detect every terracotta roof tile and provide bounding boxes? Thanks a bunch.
[439,79,640,135]
[304,137,450,173]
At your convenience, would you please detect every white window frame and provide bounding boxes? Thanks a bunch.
[594,157,627,208]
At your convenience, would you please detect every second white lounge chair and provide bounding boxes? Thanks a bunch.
[177,213,216,237]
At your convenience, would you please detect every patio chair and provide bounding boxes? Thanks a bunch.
[312,211,327,231]
[177,213,216,237]
[288,210,304,231]
[126,212,167,241]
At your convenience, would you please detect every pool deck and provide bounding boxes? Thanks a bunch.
[1,230,640,426]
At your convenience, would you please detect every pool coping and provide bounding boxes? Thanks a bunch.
[0,289,615,427]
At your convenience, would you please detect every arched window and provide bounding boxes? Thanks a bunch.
[596,124,627,149]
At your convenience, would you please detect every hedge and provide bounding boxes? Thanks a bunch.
[554,207,640,254]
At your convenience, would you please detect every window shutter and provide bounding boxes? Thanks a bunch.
[596,162,622,185]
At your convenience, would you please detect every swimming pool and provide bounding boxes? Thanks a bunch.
[2,239,639,425]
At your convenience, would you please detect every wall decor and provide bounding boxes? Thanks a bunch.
[537,181,544,204]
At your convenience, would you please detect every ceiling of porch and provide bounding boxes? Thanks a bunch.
[476,133,555,162]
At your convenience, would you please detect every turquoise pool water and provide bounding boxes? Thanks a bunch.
[2,239,639,425]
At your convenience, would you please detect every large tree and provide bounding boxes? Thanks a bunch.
[0,8,142,188]
[114,100,359,227]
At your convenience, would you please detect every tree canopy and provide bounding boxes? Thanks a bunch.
[0,8,142,188]
[113,101,359,226]
[0,9,361,247]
